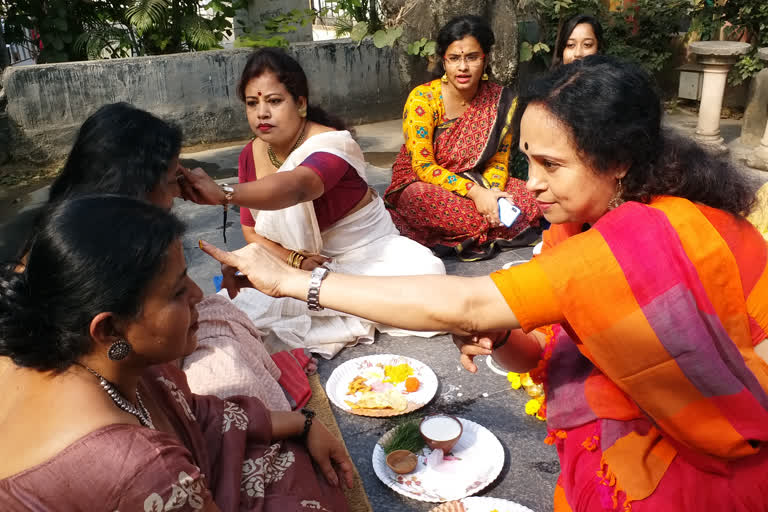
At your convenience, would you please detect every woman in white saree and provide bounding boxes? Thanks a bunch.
[181,48,445,358]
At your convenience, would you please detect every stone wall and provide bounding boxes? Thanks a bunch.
[1,39,405,164]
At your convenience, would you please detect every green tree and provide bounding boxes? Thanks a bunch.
[1,0,93,63]
[690,0,768,84]
[0,0,236,62]
[517,0,690,73]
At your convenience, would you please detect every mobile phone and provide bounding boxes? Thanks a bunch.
[498,198,521,227]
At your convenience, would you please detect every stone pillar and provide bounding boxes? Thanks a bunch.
[747,47,768,171]
[689,41,751,154]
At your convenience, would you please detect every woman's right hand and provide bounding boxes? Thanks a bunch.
[452,332,495,373]
[305,420,355,489]
[467,187,511,227]
[201,241,298,299]
[300,254,331,271]
[178,166,227,206]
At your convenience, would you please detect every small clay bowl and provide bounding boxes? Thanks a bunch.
[419,414,463,454]
[386,449,418,474]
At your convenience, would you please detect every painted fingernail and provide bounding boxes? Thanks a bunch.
[198,239,204,249]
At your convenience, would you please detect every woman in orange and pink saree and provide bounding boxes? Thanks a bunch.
[201,56,768,511]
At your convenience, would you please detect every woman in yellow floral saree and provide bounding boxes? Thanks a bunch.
[384,15,541,260]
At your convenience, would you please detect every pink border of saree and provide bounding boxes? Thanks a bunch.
[518,197,768,508]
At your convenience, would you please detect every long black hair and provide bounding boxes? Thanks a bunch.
[0,196,185,372]
[49,103,182,202]
[237,48,347,131]
[550,13,604,69]
[514,55,756,217]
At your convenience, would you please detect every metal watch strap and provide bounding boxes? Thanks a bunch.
[307,267,330,311]
[221,184,235,205]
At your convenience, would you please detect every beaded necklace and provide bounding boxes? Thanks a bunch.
[267,121,307,168]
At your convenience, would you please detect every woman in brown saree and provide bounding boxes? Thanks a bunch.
[0,197,353,511]
[384,15,541,260]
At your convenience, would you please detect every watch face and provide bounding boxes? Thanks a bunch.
[222,185,235,193]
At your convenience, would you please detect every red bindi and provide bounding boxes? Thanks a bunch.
[257,91,262,96]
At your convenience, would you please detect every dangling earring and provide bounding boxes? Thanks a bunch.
[481,72,489,81]
[608,178,624,210]
[441,74,448,83]
[107,339,132,361]
[298,105,307,118]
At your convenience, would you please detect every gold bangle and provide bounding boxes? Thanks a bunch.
[287,251,305,269]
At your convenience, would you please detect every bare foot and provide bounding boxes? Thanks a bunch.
[430,501,465,512]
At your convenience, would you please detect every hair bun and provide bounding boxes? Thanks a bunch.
[0,265,75,369]
[0,265,36,357]
[0,264,30,312]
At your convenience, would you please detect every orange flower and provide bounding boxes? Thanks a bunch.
[405,377,420,392]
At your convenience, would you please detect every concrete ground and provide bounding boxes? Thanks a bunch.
[1,109,767,511]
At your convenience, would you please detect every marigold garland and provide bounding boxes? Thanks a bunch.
[508,371,546,421]
[506,326,556,422]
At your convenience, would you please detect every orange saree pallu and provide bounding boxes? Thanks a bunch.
[494,197,768,510]
[384,82,540,260]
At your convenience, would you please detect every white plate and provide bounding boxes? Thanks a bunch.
[501,259,530,270]
[485,355,509,377]
[325,354,438,417]
[372,417,505,502]
[460,497,535,512]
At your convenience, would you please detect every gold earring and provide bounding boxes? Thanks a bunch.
[441,74,448,83]
[608,178,624,210]
[481,73,489,81]
[298,105,307,118]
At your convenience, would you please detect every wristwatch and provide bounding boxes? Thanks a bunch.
[307,267,331,311]
[220,184,235,206]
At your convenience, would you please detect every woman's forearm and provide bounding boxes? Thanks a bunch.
[280,270,520,334]
[243,228,291,260]
[491,329,545,373]
[269,411,306,440]
[233,167,323,211]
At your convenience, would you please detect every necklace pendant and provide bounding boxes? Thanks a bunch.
[85,366,155,430]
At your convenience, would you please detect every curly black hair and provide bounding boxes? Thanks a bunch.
[514,55,757,217]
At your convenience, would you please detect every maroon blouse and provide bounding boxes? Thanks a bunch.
[238,141,368,231]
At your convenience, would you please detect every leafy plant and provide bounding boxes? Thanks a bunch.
[602,0,690,73]
[406,38,437,58]
[690,0,768,85]
[2,0,235,61]
[329,0,384,38]
[1,0,94,62]
[517,0,690,73]
[348,21,403,49]
[235,8,319,49]
[519,41,550,63]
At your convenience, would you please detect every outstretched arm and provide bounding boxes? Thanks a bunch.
[200,241,520,335]
[179,165,324,210]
